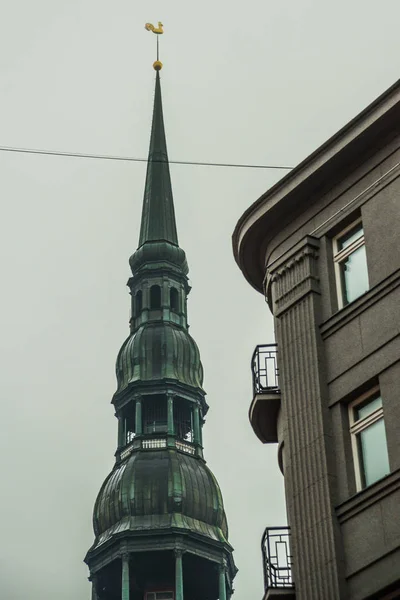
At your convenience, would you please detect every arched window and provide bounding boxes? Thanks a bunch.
[135,290,143,316]
[150,285,161,309]
[170,287,179,312]
[143,396,168,434]
[173,397,194,443]
[120,410,136,446]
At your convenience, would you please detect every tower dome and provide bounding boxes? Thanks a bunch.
[92,450,228,550]
[129,241,189,276]
[115,323,204,395]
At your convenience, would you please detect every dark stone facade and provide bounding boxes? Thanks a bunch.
[233,81,400,599]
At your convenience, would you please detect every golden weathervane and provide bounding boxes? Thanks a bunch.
[145,22,164,70]
[145,22,164,34]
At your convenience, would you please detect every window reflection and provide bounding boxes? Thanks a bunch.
[340,245,369,304]
[334,220,369,307]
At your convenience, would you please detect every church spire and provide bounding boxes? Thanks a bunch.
[85,43,236,600]
[139,68,178,247]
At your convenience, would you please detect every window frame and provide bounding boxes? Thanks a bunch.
[333,218,368,308]
[349,386,389,491]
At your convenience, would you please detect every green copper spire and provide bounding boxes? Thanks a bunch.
[139,70,178,247]
[85,60,236,600]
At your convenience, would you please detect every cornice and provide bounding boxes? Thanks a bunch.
[232,80,400,293]
[321,267,400,340]
[85,527,235,573]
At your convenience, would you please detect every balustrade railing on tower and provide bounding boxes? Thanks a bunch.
[142,437,167,449]
[118,434,198,461]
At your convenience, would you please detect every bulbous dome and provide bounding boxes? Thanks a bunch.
[129,241,189,275]
[115,322,204,395]
[92,450,229,549]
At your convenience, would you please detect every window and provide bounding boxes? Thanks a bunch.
[349,388,390,490]
[170,287,179,312]
[146,592,174,600]
[333,220,369,307]
[173,397,194,443]
[121,412,136,446]
[135,290,143,316]
[150,285,161,309]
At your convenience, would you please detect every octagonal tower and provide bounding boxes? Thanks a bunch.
[84,65,237,600]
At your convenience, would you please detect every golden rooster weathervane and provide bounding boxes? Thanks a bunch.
[145,21,164,70]
[145,21,164,34]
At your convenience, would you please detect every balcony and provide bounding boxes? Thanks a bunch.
[117,435,197,462]
[262,527,295,600]
[249,344,281,443]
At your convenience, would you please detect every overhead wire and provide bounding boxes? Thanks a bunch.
[0,144,294,171]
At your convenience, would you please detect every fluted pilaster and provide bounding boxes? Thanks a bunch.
[267,236,346,600]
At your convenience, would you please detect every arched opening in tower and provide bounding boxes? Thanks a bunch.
[120,406,136,445]
[173,397,194,443]
[170,287,179,312]
[135,290,143,315]
[150,285,162,309]
[143,395,168,435]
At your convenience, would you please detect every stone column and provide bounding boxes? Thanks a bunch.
[175,550,184,600]
[162,278,170,320]
[267,236,346,600]
[199,416,204,447]
[121,553,130,600]
[218,564,226,600]
[167,393,175,448]
[129,290,134,333]
[183,296,188,328]
[142,283,149,323]
[193,405,203,457]
[193,405,200,445]
[167,393,175,435]
[135,397,142,435]
[117,415,124,448]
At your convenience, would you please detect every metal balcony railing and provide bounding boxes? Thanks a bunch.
[262,527,293,590]
[252,344,279,395]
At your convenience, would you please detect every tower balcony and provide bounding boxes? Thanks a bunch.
[262,527,295,600]
[249,344,281,443]
[117,434,197,462]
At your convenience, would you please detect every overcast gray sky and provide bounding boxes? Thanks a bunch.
[0,1,399,599]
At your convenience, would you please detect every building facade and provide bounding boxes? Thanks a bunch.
[85,64,236,600]
[233,81,400,600]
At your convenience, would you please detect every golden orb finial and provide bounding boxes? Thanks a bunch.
[153,60,163,71]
